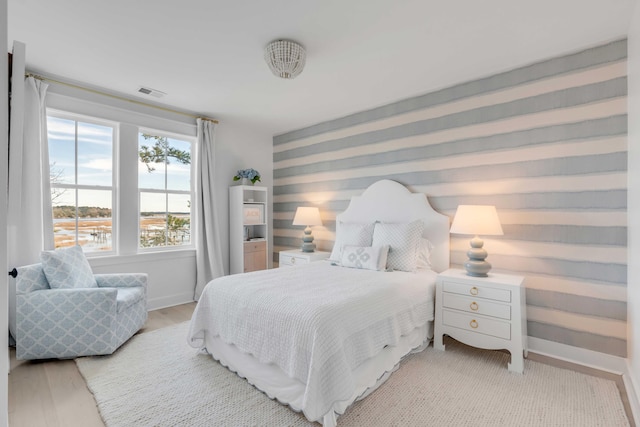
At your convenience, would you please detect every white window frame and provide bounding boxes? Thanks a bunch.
[137,128,196,253]
[45,88,197,260]
[47,109,118,256]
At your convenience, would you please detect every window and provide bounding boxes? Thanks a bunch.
[138,131,194,249]
[46,106,196,257]
[47,112,115,253]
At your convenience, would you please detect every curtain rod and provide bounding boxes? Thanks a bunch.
[25,73,219,124]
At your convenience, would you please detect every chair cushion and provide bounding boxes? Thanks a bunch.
[116,287,145,313]
[41,246,98,289]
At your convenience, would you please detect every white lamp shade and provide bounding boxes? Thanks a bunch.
[450,205,503,236]
[292,207,322,226]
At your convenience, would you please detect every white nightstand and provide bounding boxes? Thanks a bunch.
[434,268,527,373]
[279,249,330,267]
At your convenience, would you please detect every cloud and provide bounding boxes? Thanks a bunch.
[79,158,112,171]
[47,116,113,147]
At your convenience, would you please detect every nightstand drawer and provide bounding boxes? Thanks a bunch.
[443,310,511,340]
[280,253,306,266]
[442,293,511,320]
[279,250,330,267]
[443,280,511,303]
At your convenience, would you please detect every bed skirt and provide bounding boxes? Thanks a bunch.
[198,321,433,426]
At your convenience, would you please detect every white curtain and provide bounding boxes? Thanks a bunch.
[8,76,54,337]
[194,118,224,300]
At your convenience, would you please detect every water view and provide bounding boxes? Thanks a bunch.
[53,213,191,252]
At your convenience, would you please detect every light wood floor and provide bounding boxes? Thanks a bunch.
[8,302,197,427]
[8,302,635,427]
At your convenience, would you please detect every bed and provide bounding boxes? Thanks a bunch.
[188,179,449,426]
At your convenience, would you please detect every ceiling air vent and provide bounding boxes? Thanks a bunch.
[137,86,166,98]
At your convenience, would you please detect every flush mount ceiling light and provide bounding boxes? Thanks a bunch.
[264,39,306,79]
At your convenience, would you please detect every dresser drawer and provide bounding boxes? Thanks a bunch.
[443,310,511,340]
[442,293,511,320]
[244,241,266,253]
[443,280,511,303]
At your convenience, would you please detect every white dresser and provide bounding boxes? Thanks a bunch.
[279,250,330,267]
[434,268,527,373]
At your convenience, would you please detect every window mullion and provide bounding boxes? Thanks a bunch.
[118,123,140,255]
[74,121,79,244]
[165,193,169,246]
[165,143,169,247]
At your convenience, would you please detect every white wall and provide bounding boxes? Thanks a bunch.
[628,2,640,420]
[89,251,196,309]
[1,0,9,425]
[215,120,274,271]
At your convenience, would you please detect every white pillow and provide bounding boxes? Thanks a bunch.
[41,245,98,289]
[416,238,435,270]
[371,220,424,272]
[329,222,375,261]
[341,245,390,271]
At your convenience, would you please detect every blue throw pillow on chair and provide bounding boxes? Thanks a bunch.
[41,245,98,289]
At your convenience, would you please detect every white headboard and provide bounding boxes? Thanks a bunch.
[336,180,450,273]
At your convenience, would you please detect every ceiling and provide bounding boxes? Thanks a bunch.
[7,0,635,136]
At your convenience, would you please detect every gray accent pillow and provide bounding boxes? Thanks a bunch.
[372,220,424,272]
[41,245,98,289]
[341,245,390,271]
[329,222,375,262]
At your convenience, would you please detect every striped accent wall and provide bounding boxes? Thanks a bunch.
[272,40,628,357]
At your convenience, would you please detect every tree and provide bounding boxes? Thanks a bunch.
[138,134,191,172]
[50,162,68,206]
[139,214,190,247]
[138,135,192,248]
[168,214,190,232]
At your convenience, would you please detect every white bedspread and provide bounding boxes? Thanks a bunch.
[188,261,436,423]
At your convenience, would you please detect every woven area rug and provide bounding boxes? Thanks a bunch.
[76,322,630,427]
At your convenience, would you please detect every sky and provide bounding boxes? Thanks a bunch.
[47,115,192,214]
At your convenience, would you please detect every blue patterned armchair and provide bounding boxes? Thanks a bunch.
[15,262,148,360]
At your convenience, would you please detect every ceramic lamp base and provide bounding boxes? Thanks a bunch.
[464,260,492,277]
[300,226,316,253]
[300,242,316,252]
[464,235,491,277]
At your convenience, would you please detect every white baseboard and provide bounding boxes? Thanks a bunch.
[528,336,626,374]
[147,292,195,311]
[528,337,637,425]
[625,360,640,425]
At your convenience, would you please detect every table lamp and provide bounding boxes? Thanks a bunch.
[449,205,503,277]
[292,207,322,252]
